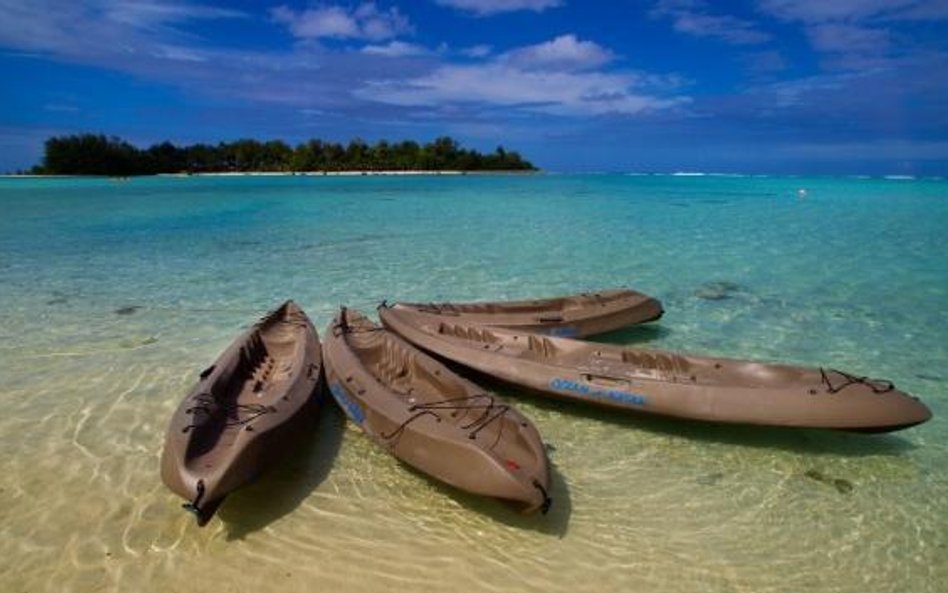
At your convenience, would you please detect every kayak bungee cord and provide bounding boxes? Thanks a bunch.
[379,394,513,447]
[181,392,276,433]
[819,368,895,394]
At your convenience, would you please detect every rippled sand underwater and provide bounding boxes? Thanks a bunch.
[1,175,946,593]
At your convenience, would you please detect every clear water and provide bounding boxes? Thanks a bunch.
[1,174,946,593]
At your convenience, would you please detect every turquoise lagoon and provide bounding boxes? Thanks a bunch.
[0,173,946,592]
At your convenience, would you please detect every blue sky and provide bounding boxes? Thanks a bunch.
[1,0,947,174]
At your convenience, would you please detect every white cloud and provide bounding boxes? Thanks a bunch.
[151,44,209,62]
[356,33,684,116]
[757,0,916,23]
[460,44,492,58]
[0,0,244,54]
[806,23,891,53]
[358,63,685,116]
[355,2,412,39]
[893,1,948,19]
[105,1,246,28]
[361,40,429,57]
[754,0,944,65]
[271,2,412,41]
[271,6,357,38]
[434,0,563,16]
[501,34,613,71]
[671,12,770,44]
[652,0,770,45]
[763,73,855,108]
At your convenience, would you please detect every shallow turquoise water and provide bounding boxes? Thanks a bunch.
[1,174,946,592]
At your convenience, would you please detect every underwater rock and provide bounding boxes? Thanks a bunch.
[832,478,854,494]
[46,291,69,305]
[119,336,159,349]
[696,472,724,486]
[695,281,743,301]
[115,305,142,316]
[803,469,854,494]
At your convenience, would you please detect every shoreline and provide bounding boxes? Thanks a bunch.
[0,170,539,179]
[160,170,534,177]
[2,171,943,180]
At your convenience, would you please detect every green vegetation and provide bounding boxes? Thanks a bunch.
[32,134,536,175]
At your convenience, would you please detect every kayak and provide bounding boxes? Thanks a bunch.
[379,305,931,433]
[160,301,322,526]
[323,307,552,513]
[389,288,663,338]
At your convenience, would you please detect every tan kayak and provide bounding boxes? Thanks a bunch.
[323,308,552,513]
[380,306,932,433]
[161,301,322,526]
[390,288,663,338]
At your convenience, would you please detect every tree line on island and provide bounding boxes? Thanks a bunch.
[32,134,536,175]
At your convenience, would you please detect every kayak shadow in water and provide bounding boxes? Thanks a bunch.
[398,459,573,538]
[219,392,346,540]
[593,323,671,346]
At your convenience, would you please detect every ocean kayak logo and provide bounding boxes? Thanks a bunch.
[545,326,578,338]
[329,382,366,424]
[549,378,647,407]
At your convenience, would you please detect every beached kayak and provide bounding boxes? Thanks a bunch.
[390,288,663,338]
[161,301,322,526]
[323,308,552,513]
[379,306,931,433]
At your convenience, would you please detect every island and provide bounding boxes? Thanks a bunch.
[27,134,536,176]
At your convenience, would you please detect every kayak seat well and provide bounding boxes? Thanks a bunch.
[526,335,558,358]
[438,322,500,344]
[621,349,690,375]
[371,339,415,393]
[185,331,271,460]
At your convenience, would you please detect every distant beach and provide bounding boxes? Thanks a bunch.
[158,170,535,177]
